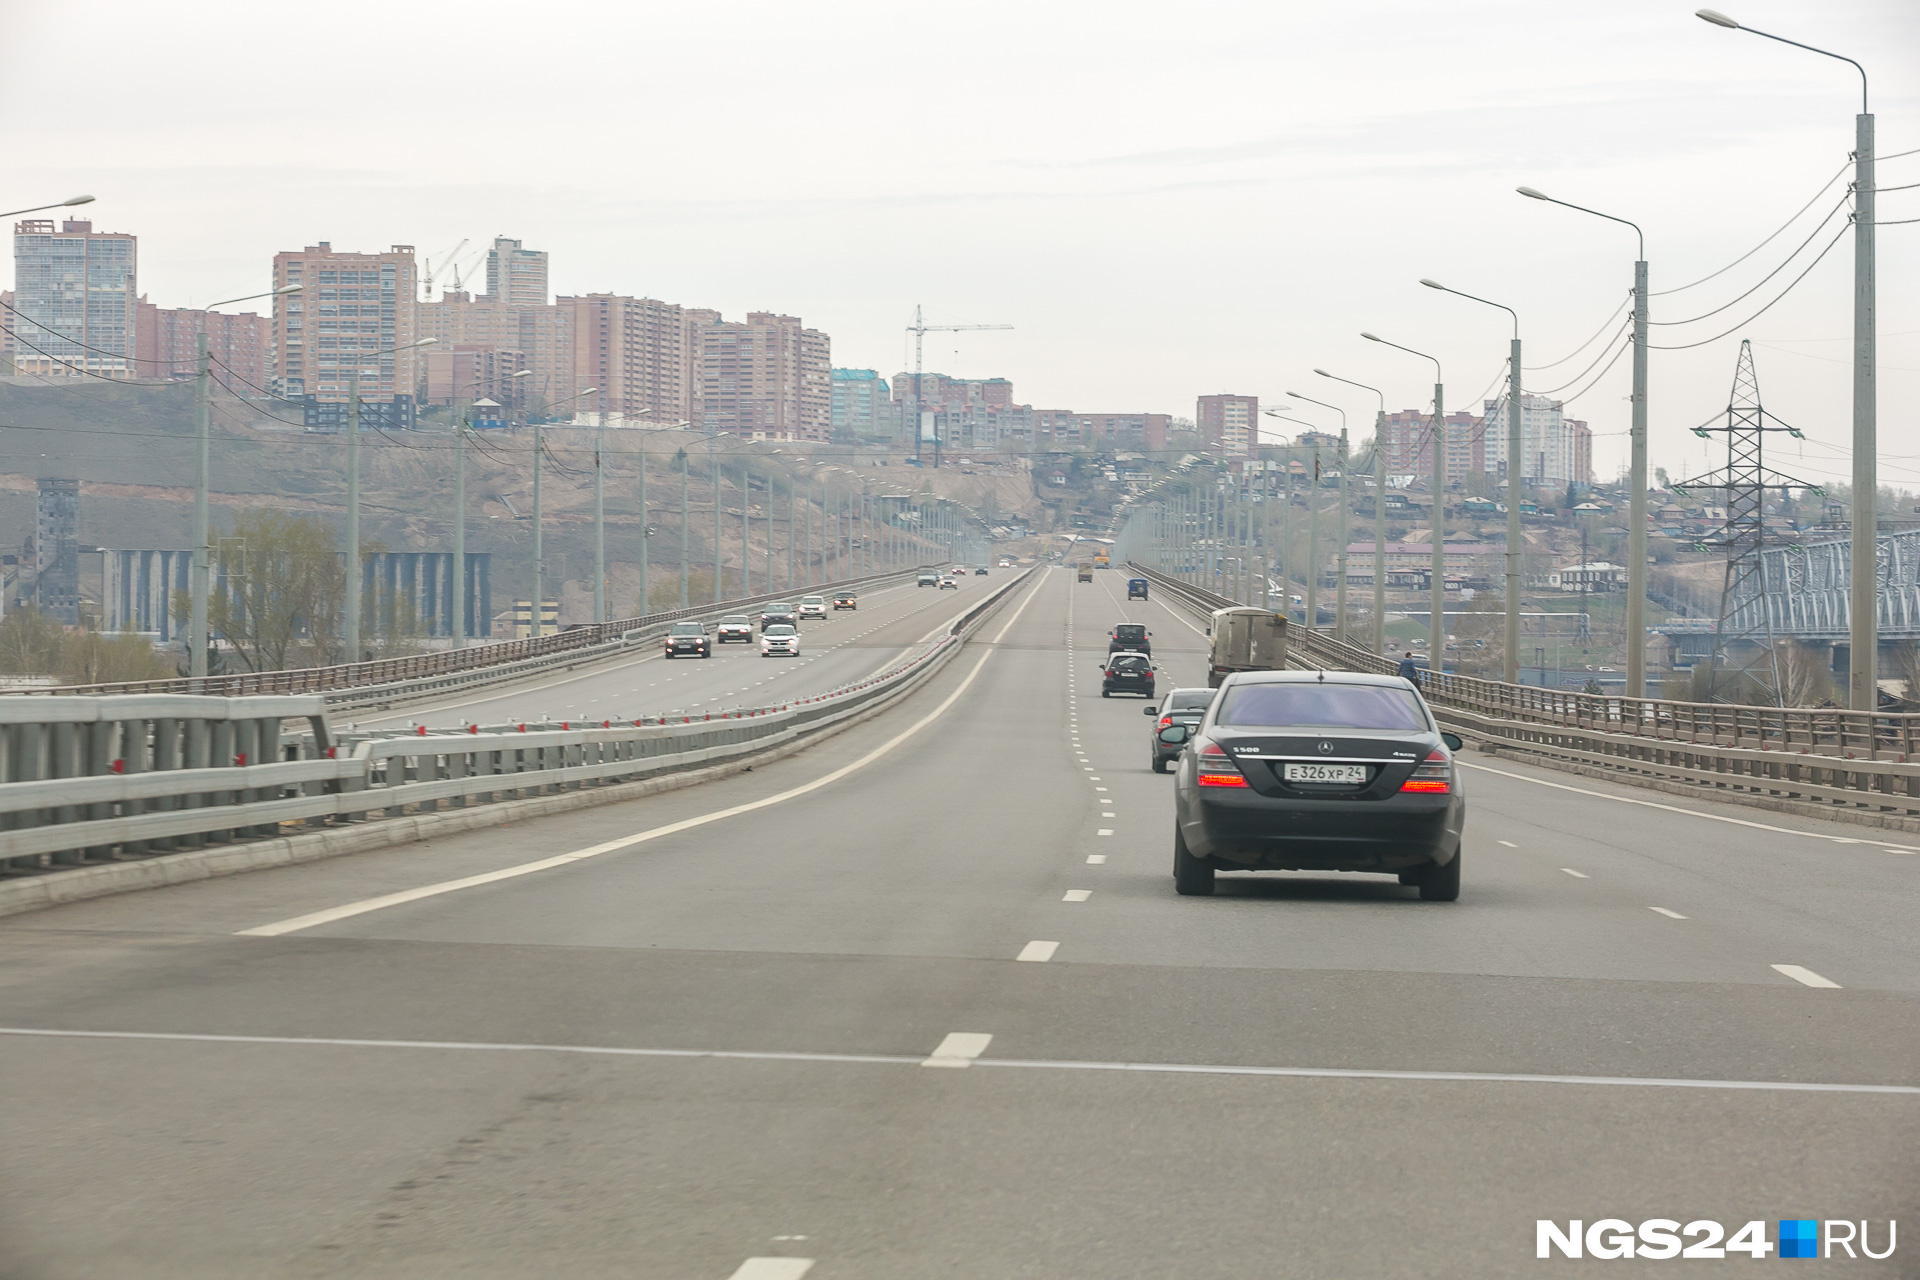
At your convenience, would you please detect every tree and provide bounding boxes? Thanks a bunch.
[0,607,65,676]
[182,510,347,673]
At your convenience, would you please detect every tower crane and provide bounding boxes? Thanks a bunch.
[905,305,1012,467]
[422,238,469,301]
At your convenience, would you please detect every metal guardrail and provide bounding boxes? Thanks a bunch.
[0,568,1037,874]
[13,564,946,705]
[1130,561,1920,822]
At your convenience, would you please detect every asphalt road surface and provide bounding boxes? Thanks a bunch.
[1,567,1914,1278]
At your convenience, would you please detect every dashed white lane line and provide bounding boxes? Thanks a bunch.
[1094,786,1108,792]
[1096,829,1113,836]
[1062,889,1092,902]
[1648,907,1689,920]
[1772,964,1841,989]
[1086,854,1107,864]
[1497,840,1517,848]
[1016,940,1059,962]
[922,1031,994,1067]
[728,1259,814,1280]
[1561,868,1589,878]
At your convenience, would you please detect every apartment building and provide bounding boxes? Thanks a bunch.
[9,219,138,378]
[418,290,573,412]
[270,243,419,404]
[831,368,893,440]
[484,237,549,308]
[692,311,831,441]
[1480,392,1594,487]
[133,302,270,389]
[1378,410,1486,478]
[561,294,704,425]
[1197,394,1259,455]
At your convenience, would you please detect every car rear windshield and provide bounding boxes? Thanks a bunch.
[1109,654,1150,670]
[1216,683,1427,730]
[670,624,704,636]
[1113,625,1146,639]
[1169,693,1213,710]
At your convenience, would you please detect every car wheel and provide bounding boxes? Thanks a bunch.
[1173,825,1214,896]
[1101,690,1110,698]
[1417,850,1462,902]
[1150,755,1169,774]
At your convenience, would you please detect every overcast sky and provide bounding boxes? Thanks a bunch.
[3,0,1915,488]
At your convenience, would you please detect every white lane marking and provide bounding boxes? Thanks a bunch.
[922,1031,993,1068]
[1062,889,1092,902]
[1086,854,1107,864]
[238,645,1005,937]
[989,572,1049,644]
[1497,840,1517,848]
[728,1259,814,1280]
[1561,868,1589,878]
[1016,940,1059,962]
[1648,907,1689,920]
[6,1026,1914,1095]
[1082,766,1094,772]
[1772,964,1841,989]
[1460,759,1920,851]
[1886,848,1916,855]
[1094,786,1108,792]
[1089,776,1101,781]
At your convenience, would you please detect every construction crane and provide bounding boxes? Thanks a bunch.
[905,305,1012,467]
[422,238,469,301]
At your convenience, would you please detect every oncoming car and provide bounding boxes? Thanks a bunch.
[799,595,827,619]
[664,622,711,659]
[760,602,799,631]
[833,592,857,611]
[760,623,800,657]
[1163,671,1466,900]
[938,575,959,590]
[715,615,753,644]
[917,572,939,588]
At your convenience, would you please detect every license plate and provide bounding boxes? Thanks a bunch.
[1283,763,1368,784]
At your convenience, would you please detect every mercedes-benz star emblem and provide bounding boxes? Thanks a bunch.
[1317,741,1333,754]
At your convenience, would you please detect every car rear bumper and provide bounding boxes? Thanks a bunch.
[1103,679,1155,696]
[1179,790,1463,870]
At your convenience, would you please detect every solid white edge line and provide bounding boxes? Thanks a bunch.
[1772,963,1842,989]
[2,1026,1908,1094]
[1459,758,1920,851]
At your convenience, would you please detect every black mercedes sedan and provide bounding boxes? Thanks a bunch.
[1164,670,1466,900]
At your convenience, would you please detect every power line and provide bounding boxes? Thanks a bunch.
[1527,324,1632,396]
[1647,193,1850,325]
[1650,159,1849,297]
[1524,293,1630,370]
[1647,224,1849,351]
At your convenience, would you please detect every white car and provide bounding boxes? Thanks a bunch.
[761,624,800,657]
[798,595,827,619]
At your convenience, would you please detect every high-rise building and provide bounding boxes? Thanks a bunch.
[692,311,830,441]
[831,369,892,440]
[9,219,138,378]
[485,237,549,308]
[560,294,701,424]
[418,290,573,413]
[1378,410,1485,478]
[133,301,271,390]
[34,477,80,623]
[1480,393,1593,488]
[1197,394,1259,455]
[269,243,419,405]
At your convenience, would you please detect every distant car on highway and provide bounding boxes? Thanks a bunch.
[1144,687,1214,773]
[1163,671,1466,900]
[917,572,939,588]
[799,595,827,619]
[715,615,753,644]
[1108,623,1151,657]
[999,558,1014,568]
[974,565,988,576]
[832,591,857,610]
[759,602,799,630]
[760,623,800,657]
[664,622,711,659]
[938,575,959,590]
[1101,651,1155,698]
[1127,577,1149,600]
[950,565,967,576]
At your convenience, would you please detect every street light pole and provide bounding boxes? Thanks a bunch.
[1364,333,1445,671]
[1516,187,1648,697]
[1698,8,1875,707]
[1420,279,1523,682]
[1287,391,1353,642]
[1314,370,1388,654]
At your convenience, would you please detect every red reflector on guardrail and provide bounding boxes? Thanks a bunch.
[110,759,125,773]
[235,753,248,766]
[469,724,478,734]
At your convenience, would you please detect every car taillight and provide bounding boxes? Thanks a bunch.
[1195,741,1248,788]
[1158,715,1173,728]
[1399,749,1452,793]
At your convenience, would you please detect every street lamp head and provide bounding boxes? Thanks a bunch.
[1516,186,1549,201]
[273,283,303,295]
[511,369,533,378]
[1360,332,1382,343]
[1696,8,1739,28]
[62,194,95,207]
[1419,278,1446,291]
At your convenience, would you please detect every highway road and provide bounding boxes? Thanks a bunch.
[353,574,996,731]
[1,566,1914,1278]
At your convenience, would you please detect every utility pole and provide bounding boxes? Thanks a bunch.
[190,331,210,678]
[593,414,606,624]
[453,417,466,646]
[1362,334,1444,670]
[346,370,362,659]
[531,416,544,637]
[679,451,690,608]
[638,440,649,617]
[710,431,722,603]
[741,463,751,597]
[1337,429,1350,642]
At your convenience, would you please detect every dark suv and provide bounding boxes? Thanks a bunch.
[664,622,711,659]
[1108,623,1151,657]
[759,603,799,631]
